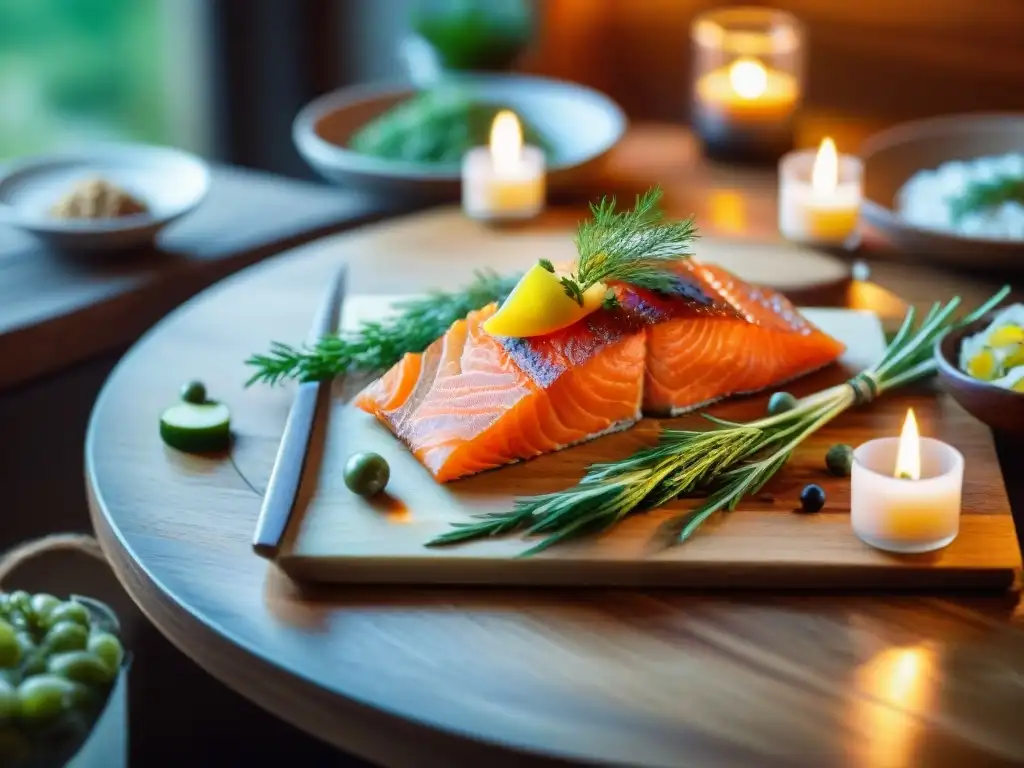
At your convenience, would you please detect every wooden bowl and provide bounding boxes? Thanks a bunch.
[861,113,1024,270]
[293,73,627,203]
[935,313,1024,436]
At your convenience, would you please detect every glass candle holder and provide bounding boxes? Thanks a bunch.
[851,437,965,554]
[690,7,804,163]
[779,138,864,249]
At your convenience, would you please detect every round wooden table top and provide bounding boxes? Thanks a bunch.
[87,207,1024,768]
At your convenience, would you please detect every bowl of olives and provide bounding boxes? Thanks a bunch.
[293,73,627,203]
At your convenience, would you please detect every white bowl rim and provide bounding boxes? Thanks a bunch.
[293,72,628,182]
[861,111,1024,249]
[0,142,211,234]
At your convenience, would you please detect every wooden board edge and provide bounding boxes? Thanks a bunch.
[275,553,1021,593]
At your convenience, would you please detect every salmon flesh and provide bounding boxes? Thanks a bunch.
[355,260,846,482]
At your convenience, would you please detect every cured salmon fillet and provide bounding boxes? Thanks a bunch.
[355,303,646,482]
[641,261,847,415]
[356,260,845,482]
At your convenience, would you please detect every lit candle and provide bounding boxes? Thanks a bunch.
[461,110,545,222]
[851,409,965,554]
[778,137,864,249]
[692,58,800,162]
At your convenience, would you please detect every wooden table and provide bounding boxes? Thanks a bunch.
[87,128,1024,767]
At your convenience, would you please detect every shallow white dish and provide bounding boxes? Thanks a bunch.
[0,143,210,252]
[294,73,628,203]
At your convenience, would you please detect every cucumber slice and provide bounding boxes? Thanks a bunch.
[159,402,231,453]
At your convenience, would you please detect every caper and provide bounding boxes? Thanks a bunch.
[825,444,854,477]
[767,391,798,416]
[47,651,114,685]
[44,621,89,654]
[180,380,207,404]
[343,452,390,497]
[45,601,90,630]
[0,680,16,720]
[88,632,124,673]
[799,484,826,513]
[15,675,75,720]
[29,594,60,626]
[0,622,19,669]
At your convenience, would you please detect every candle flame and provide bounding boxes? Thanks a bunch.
[490,110,522,176]
[728,58,768,99]
[894,408,921,480]
[812,137,839,193]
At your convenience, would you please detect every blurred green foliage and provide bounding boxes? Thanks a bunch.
[0,0,173,159]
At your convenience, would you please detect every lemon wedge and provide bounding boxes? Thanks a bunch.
[483,262,607,338]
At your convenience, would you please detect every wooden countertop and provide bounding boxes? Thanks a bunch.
[0,164,394,391]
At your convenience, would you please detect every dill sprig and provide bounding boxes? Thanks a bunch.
[949,174,1024,224]
[559,187,698,304]
[428,286,1011,555]
[244,270,520,386]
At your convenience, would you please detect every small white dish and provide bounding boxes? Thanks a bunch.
[0,143,210,252]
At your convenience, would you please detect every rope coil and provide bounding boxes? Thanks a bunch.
[847,371,881,406]
[0,534,107,589]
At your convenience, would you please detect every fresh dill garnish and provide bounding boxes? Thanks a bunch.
[244,270,520,386]
[427,286,1011,555]
[559,187,698,305]
[949,174,1024,224]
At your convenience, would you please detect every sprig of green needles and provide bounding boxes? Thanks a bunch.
[428,286,1011,554]
[245,187,695,386]
[950,174,1024,224]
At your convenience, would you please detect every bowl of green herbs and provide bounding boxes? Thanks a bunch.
[861,113,1024,270]
[293,73,627,203]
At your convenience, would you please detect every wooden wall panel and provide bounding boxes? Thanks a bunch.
[522,0,1024,123]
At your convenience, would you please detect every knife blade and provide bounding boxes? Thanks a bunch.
[252,265,347,558]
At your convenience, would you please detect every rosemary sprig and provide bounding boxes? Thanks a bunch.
[560,187,698,304]
[428,286,1011,555]
[949,174,1024,224]
[244,270,520,386]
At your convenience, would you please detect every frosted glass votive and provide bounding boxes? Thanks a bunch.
[851,437,964,554]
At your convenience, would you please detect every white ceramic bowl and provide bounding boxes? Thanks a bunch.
[294,73,628,202]
[0,143,210,252]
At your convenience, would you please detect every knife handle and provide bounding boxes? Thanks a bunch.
[252,380,321,557]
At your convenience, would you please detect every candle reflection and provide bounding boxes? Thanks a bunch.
[852,646,936,766]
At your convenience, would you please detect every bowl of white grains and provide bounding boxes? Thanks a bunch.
[861,113,1024,270]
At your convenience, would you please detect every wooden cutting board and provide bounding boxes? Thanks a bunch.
[270,298,1021,590]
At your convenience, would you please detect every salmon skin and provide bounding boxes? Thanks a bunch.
[355,260,845,482]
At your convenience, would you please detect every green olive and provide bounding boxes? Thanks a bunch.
[45,601,90,630]
[15,675,76,720]
[767,391,798,416]
[825,443,854,477]
[29,594,60,626]
[0,680,16,720]
[180,380,207,404]
[44,621,89,654]
[47,651,114,685]
[343,452,390,497]
[6,593,30,618]
[88,632,124,673]
[0,622,19,669]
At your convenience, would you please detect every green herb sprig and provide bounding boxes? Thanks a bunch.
[950,175,1024,224]
[428,286,1011,555]
[559,187,698,305]
[244,270,520,386]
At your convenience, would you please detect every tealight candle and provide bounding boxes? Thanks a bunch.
[851,409,965,554]
[461,110,545,222]
[779,137,864,249]
[690,8,804,163]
